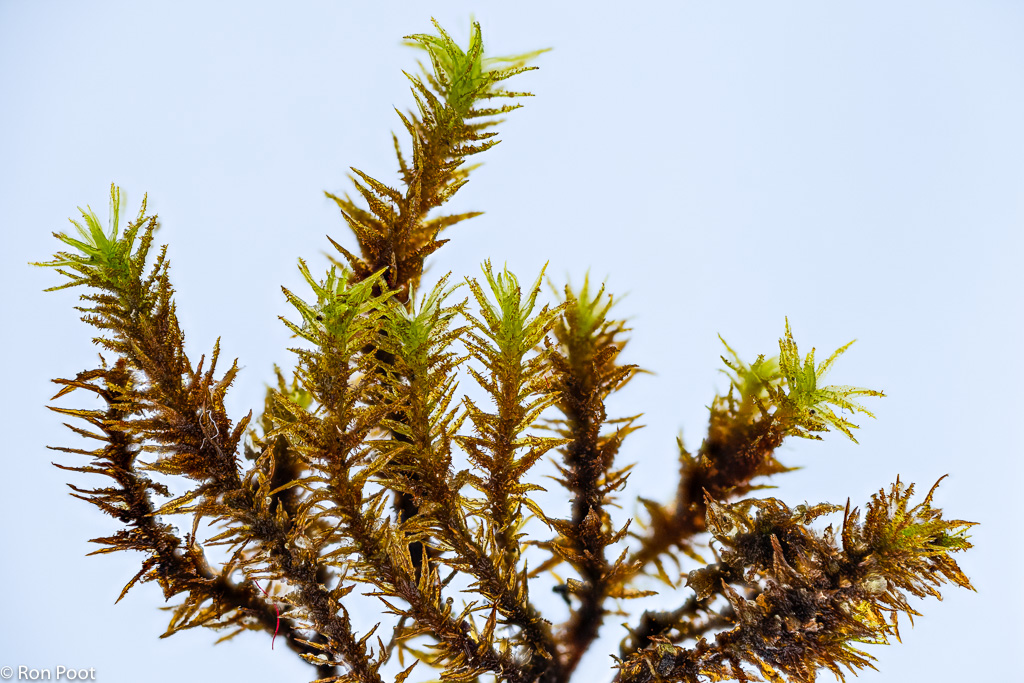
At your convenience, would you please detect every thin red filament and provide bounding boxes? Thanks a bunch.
[252,579,281,649]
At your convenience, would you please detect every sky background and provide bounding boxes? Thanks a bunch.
[2,1,1022,681]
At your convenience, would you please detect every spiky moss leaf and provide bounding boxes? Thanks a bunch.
[405,19,546,117]
[329,20,544,301]
[461,261,565,551]
[374,274,468,499]
[281,263,391,353]
[465,260,561,360]
[382,273,466,378]
[719,336,781,404]
[720,319,884,442]
[558,274,615,345]
[775,318,885,442]
[847,476,975,598]
[34,183,157,292]
[663,483,976,683]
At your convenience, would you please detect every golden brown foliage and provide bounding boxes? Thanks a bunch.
[35,20,973,683]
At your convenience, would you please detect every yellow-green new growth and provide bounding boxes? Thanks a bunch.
[384,275,466,380]
[559,275,619,346]
[34,20,975,683]
[328,20,544,304]
[280,263,390,352]
[775,318,885,442]
[465,260,562,363]
[720,337,781,404]
[405,19,547,118]
[721,319,885,443]
[379,275,467,463]
[33,183,156,292]
[461,262,566,556]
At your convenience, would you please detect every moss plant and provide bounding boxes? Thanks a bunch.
[34,20,974,683]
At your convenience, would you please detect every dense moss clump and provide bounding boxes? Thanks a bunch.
[35,20,973,683]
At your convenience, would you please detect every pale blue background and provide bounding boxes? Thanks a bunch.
[2,1,1021,681]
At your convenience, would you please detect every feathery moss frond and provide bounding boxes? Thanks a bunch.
[375,274,467,499]
[327,20,544,299]
[461,262,565,542]
[541,276,641,679]
[39,186,384,680]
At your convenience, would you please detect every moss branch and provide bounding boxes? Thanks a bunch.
[542,281,638,680]
[47,360,329,667]
[376,277,561,680]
